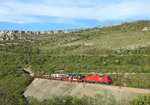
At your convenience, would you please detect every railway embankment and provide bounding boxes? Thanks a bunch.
[24,78,150,102]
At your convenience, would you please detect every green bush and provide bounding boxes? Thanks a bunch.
[129,93,150,105]
[27,93,117,105]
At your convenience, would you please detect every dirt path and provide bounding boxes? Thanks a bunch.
[24,78,150,103]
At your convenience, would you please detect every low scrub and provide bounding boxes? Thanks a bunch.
[27,93,120,105]
[129,93,150,105]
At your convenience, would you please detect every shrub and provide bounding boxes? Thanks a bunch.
[129,93,150,105]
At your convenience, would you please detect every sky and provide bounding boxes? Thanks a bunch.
[0,0,150,31]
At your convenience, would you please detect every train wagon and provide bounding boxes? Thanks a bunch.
[63,74,84,82]
[50,74,64,80]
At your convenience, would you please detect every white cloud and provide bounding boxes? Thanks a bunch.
[0,0,150,24]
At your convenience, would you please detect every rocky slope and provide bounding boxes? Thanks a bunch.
[0,29,77,41]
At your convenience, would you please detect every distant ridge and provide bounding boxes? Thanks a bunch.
[0,29,78,41]
[0,20,150,41]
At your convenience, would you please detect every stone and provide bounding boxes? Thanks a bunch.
[142,27,150,31]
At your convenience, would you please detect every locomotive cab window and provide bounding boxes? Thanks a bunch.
[108,77,112,80]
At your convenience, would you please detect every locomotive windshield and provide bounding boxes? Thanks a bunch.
[108,77,112,80]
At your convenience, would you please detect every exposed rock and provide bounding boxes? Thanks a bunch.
[10,37,15,40]
[0,38,4,41]
[18,37,26,40]
[0,29,77,41]
[97,23,122,29]
[142,27,150,31]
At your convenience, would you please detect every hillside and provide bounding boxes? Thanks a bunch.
[0,20,150,104]
[1,20,150,72]
[1,20,150,55]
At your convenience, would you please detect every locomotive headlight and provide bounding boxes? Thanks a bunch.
[98,78,101,80]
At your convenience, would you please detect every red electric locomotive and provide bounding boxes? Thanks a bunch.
[84,75,112,84]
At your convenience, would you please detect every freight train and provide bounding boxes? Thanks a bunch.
[32,73,113,84]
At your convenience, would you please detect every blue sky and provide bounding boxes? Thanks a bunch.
[0,0,150,31]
